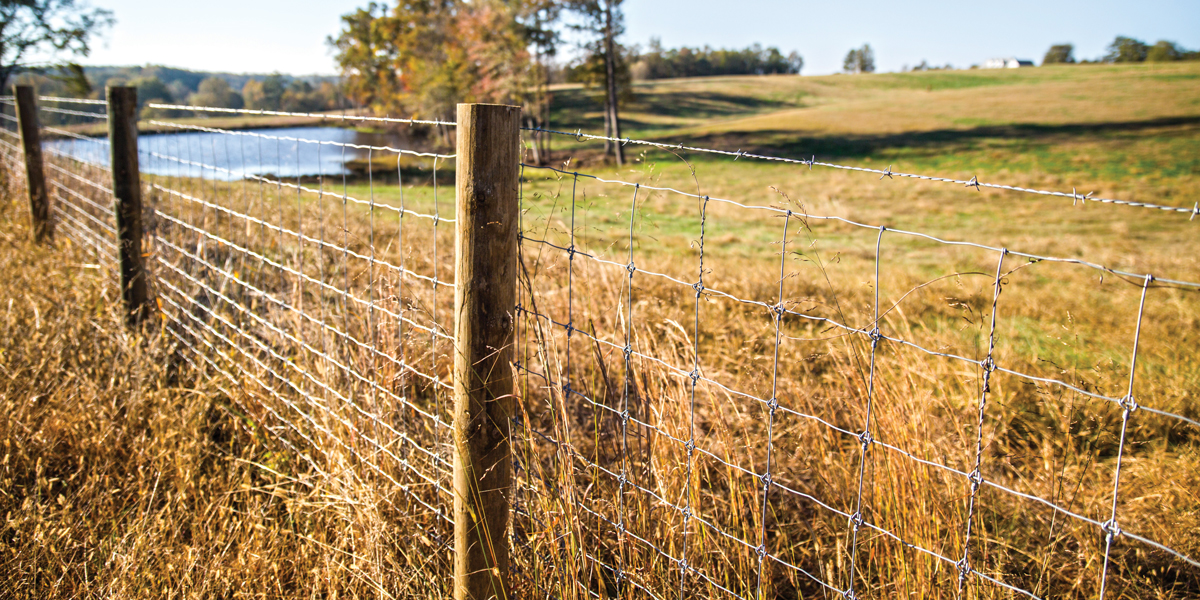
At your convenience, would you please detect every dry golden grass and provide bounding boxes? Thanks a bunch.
[0,163,452,597]
[4,63,1200,599]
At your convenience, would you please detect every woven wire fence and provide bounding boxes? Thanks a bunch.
[510,129,1200,599]
[12,98,1200,599]
[0,99,23,192]
[144,109,462,592]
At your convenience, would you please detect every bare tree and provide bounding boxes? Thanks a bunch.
[569,0,626,165]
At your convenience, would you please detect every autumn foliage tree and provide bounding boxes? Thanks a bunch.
[329,0,549,147]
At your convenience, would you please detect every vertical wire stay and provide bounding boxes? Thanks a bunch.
[565,172,580,587]
[844,225,885,598]
[958,248,1008,591]
[368,148,381,443]
[1098,273,1153,599]
[679,194,710,599]
[617,183,639,594]
[431,154,448,530]
[755,209,792,598]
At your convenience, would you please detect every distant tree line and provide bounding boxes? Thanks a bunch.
[615,38,802,81]
[11,66,342,119]
[1043,37,1200,65]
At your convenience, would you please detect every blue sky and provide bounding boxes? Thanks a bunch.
[74,0,1200,75]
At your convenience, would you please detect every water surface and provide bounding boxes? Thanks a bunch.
[47,126,421,180]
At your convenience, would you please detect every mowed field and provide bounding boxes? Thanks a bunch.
[2,62,1199,598]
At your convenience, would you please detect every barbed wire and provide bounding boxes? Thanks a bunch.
[38,95,108,105]
[146,103,456,127]
[525,127,1200,219]
[146,120,455,158]
[38,105,107,119]
[41,126,109,144]
[146,151,451,224]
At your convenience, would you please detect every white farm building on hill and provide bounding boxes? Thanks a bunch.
[984,57,1035,69]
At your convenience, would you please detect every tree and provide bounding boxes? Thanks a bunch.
[1147,40,1182,62]
[243,73,286,111]
[787,51,804,75]
[520,0,562,165]
[1104,36,1148,63]
[1043,44,1075,65]
[188,76,243,109]
[0,0,113,91]
[631,42,803,80]
[329,0,539,147]
[567,0,628,165]
[132,76,173,117]
[843,44,874,74]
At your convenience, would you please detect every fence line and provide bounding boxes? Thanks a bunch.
[147,102,456,126]
[5,93,1198,599]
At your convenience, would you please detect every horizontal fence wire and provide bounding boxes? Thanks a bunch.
[524,127,1200,219]
[146,102,457,127]
[37,95,110,105]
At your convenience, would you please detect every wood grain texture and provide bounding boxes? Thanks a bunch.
[14,86,50,243]
[107,86,149,324]
[453,103,520,600]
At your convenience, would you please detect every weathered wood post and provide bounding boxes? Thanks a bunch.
[107,86,150,324]
[453,103,520,600]
[14,86,50,243]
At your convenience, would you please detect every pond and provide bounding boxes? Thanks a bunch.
[45,126,427,180]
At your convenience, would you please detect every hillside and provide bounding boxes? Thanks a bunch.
[549,62,1200,185]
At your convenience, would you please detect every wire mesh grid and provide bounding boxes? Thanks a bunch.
[15,96,1199,599]
[144,116,461,583]
[17,99,462,591]
[511,129,1200,600]
[0,97,24,187]
[8,96,117,266]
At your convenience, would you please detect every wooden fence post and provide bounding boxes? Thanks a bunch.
[453,103,520,600]
[14,86,50,243]
[107,86,150,324]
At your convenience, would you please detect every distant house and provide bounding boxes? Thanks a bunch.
[983,57,1035,69]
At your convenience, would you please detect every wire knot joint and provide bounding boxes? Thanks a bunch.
[858,430,873,450]
[1118,394,1139,413]
[967,468,983,490]
[1102,518,1122,540]
[849,511,864,531]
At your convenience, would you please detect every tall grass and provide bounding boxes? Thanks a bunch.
[4,66,1200,597]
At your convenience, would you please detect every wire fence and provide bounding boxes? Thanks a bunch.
[3,94,1197,599]
[144,112,462,589]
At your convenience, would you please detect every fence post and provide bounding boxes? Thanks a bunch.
[453,103,520,600]
[107,86,150,324]
[14,85,50,243]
